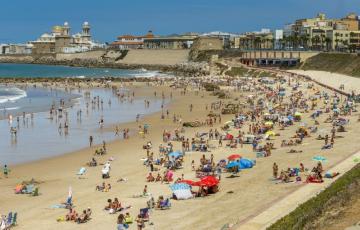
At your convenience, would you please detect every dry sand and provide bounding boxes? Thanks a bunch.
[289,70,360,93]
[0,72,360,230]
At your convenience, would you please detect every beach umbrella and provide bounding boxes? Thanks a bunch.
[287,115,294,121]
[197,176,219,187]
[294,112,302,117]
[177,180,198,186]
[264,121,273,126]
[312,155,327,162]
[265,130,276,136]
[227,154,242,161]
[226,161,240,169]
[264,113,270,116]
[168,151,183,159]
[170,183,191,191]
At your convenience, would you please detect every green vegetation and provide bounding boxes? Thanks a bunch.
[189,49,244,62]
[301,53,360,77]
[115,50,129,61]
[212,90,227,99]
[225,67,248,77]
[267,163,360,230]
[203,83,220,91]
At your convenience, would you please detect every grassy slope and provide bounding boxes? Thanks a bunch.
[301,53,360,77]
[267,163,360,230]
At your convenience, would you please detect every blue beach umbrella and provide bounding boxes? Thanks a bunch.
[226,161,241,169]
[168,151,183,159]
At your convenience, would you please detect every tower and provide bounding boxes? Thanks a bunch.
[81,22,91,43]
[63,22,70,36]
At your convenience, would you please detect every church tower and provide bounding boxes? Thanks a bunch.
[63,22,70,36]
[82,22,91,42]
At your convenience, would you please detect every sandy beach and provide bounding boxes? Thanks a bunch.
[0,70,360,230]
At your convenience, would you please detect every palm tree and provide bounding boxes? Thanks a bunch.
[325,37,332,51]
[320,34,326,50]
[335,32,340,51]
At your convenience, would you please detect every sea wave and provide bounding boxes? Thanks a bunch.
[0,86,27,104]
[130,71,167,78]
[0,106,20,111]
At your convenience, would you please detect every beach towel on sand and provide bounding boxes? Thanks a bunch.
[77,167,86,175]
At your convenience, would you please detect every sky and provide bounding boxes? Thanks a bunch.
[1,0,360,43]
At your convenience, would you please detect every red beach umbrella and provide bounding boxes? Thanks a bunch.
[197,176,219,187]
[227,154,242,161]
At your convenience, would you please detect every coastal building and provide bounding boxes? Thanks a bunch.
[111,31,154,50]
[237,29,274,50]
[273,30,284,49]
[0,43,32,55]
[143,34,198,49]
[201,31,238,49]
[191,37,224,50]
[283,13,360,51]
[31,22,104,54]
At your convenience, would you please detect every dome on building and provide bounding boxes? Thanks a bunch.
[64,22,69,27]
[52,26,63,33]
[41,33,52,38]
[83,21,89,26]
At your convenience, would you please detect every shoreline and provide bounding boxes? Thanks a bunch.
[0,82,169,166]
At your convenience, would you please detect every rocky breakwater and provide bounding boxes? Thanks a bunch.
[0,52,210,76]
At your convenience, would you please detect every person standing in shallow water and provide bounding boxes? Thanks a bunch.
[3,165,9,178]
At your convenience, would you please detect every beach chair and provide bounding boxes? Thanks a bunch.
[11,212,17,226]
[160,198,171,210]
[6,212,12,226]
[139,208,149,222]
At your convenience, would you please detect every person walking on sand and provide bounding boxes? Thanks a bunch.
[89,135,93,147]
[273,163,278,179]
[136,214,144,230]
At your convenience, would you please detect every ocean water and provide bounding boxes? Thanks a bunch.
[0,86,167,165]
[0,85,80,119]
[0,63,163,78]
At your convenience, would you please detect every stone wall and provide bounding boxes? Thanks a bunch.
[117,49,190,65]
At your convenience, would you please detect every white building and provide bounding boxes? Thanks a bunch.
[273,30,284,49]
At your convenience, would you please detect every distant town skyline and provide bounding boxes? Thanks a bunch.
[1,0,360,43]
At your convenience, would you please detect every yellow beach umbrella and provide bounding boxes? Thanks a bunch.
[264,121,273,126]
[266,130,276,136]
[294,112,302,117]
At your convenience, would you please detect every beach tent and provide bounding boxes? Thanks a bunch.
[226,161,241,169]
[239,159,254,169]
[170,183,193,200]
